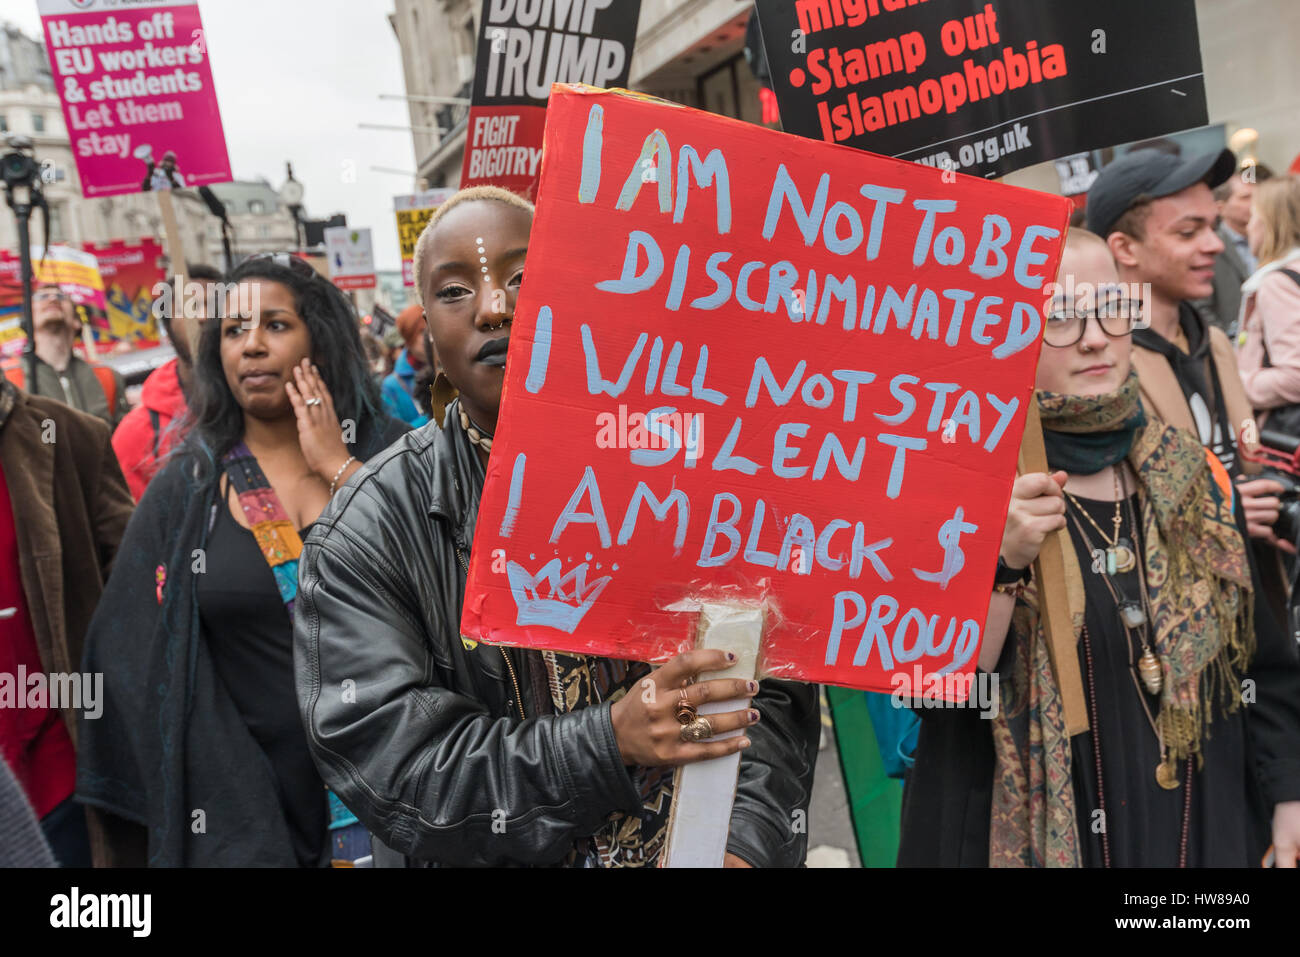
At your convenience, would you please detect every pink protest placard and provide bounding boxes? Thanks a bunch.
[39,0,232,198]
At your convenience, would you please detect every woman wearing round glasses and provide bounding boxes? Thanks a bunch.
[77,254,409,866]
[899,228,1300,868]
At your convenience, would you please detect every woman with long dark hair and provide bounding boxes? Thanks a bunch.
[76,254,408,866]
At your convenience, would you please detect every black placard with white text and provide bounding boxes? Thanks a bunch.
[463,0,642,196]
[754,0,1208,179]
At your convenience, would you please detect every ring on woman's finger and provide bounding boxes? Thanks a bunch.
[678,717,713,742]
[675,688,697,725]
[305,397,323,407]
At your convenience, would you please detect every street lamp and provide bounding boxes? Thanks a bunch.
[279,161,305,252]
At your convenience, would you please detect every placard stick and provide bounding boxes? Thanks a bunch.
[155,190,193,357]
[662,601,763,868]
[80,321,98,361]
[1017,402,1089,736]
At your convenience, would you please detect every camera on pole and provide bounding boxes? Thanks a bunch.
[2,133,51,391]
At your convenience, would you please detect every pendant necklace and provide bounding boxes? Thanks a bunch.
[1081,620,1194,866]
[1064,466,1137,575]
[1117,475,1165,700]
[1064,467,1176,790]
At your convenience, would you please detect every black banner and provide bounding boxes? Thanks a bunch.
[470,0,642,108]
[754,0,1209,179]
[464,0,642,195]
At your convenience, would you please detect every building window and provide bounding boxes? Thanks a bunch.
[698,60,740,122]
[31,112,45,133]
[47,204,64,243]
[249,200,265,215]
[0,115,7,133]
[260,224,270,239]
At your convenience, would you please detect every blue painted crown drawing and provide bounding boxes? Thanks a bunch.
[506,559,612,633]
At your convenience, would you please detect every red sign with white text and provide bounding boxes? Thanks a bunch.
[463,105,549,199]
[461,86,1071,693]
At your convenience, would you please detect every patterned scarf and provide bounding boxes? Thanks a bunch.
[221,441,359,835]
[222,442,304,614]
[1039,374,1146,474]
[989,372,1254,867]
[544,651,674,868]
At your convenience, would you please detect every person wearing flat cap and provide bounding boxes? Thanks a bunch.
[1086,149,1295,622]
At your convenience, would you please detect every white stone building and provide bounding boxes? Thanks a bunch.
[389,0,766,192]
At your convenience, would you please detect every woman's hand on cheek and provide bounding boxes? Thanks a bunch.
[286,359,351,482]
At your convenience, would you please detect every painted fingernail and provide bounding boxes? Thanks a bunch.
[726,652,736,662]
[749,710,759,723]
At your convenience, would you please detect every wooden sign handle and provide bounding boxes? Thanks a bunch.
[661,602,763,867]
[1017,402,1089,737]
[155,189,194,358]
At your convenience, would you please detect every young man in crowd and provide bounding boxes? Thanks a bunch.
[1198,163,1274,334]
[1087,148,1293,618]
[0,376,137,866]
[8,284,128,429]
[112,264,225,500]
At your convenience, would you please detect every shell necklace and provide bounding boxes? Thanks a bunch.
[459,406,494,452]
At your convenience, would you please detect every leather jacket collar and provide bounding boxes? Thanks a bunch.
[426,398,487,553]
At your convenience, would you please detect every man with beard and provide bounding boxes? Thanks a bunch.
[1197,163,1273,335]
[9,284,127,429]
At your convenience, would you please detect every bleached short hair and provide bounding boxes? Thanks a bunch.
[413,186,535,305]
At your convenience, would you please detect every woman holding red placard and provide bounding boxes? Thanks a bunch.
[898,229,1300,868]
[292,186,820,868]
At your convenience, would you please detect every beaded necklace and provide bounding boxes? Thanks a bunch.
[1066,472,1194,866]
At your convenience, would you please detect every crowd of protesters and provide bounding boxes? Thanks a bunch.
[3,141,1300,868]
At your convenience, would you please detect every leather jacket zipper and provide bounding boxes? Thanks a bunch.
[456,545,525,720]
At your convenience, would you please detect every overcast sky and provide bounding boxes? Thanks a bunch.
[10,1,417,271]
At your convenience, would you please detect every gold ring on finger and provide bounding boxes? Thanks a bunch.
[676,689,697,725]
[678,717,714,742]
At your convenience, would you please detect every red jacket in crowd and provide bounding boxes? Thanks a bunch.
[111,358,188,501]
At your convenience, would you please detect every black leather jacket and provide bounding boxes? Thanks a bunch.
[294,403,821,866]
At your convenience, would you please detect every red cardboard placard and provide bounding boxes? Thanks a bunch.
[461,85,1071,693]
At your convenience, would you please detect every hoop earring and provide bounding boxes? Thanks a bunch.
[429,372,459,428]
